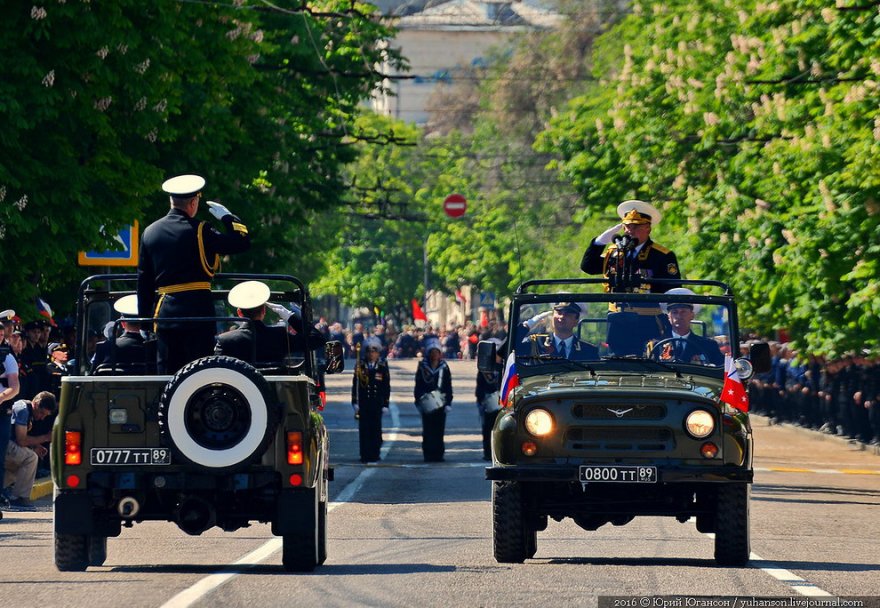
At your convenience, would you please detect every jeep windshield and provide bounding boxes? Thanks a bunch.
[510,279,736,374]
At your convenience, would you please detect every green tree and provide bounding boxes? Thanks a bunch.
[0,1,400,320]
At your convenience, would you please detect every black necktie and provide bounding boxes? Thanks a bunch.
[558,341,567,358]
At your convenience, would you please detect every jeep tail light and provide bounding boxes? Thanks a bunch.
[318,391,326,411]
[65,431,82,465]
[66,474,81,488]
[522,441,537,456]
[287,431,303,465]
[289,474,303,487]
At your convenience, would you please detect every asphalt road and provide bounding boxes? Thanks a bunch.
[2,358,879,608]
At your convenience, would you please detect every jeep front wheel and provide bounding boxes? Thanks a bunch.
[493,481,529,563]
[714,484,750,566]
[158,356,278,471]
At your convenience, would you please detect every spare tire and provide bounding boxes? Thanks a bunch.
[158,356,278,471]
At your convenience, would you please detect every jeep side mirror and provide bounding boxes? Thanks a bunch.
[477,340,497,372]
[323,340,345,374]
[749,342,771,374]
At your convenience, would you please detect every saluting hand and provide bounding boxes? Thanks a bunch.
[596,223,623,245]
[205,201,233,220]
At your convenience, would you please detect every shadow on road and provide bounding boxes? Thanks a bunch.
[107,562,457,576]
[753,483,880,506]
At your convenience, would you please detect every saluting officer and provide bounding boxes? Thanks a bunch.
[137,174,250,374]
[351,342,390,463]
[580,199,681,293]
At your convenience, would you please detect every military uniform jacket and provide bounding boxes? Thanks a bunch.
[659,332,724,366]
[351,360,391,407]
[580,237,681,293]
[414,360,453,407]
[137,208,250,322]
[92,331,155,372]
[535,334,599,361]
[215,319,326,366]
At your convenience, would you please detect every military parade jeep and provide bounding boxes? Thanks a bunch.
[51,273,342,572]
[479,278,770,566]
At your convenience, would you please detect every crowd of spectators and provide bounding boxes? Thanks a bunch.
[748,341,880,447]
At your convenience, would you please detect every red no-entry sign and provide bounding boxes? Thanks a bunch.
[443,193,467,218]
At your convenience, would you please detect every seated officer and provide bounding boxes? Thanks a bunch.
[523,302,599,360]
[214,281,325,366]
[653,288,724,366]
[92,295,155,374]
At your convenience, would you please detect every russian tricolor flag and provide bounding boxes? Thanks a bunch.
[499,351,519,408]
[36,297,56,326]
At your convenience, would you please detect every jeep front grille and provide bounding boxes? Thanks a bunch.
[565,426,673,451]
[572,403,666,420]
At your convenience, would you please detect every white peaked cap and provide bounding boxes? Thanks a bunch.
[228,281,271,310]
[162,174,205,197]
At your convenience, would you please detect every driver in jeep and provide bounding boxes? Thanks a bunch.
[654,287,724,366]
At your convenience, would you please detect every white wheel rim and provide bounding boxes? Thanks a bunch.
[166,366,269,468]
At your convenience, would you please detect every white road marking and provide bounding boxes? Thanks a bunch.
[159,402,402,608]
[702,532,832,596]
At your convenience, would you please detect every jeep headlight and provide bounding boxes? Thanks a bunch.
[524,408,553,436]
[685,409,714,438]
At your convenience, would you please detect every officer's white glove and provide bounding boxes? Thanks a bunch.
[205,201,233,220]
[266,302,293,321]
[524,310,553,329]
[595,223,623,246]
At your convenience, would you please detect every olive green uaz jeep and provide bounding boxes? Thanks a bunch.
[478,278,770,566]
[52,273,343,572]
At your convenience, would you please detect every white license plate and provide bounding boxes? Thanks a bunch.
[579,465,657,483]
[90,448,172,466]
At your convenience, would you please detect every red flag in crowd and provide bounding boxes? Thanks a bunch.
[721,356,749,412]
[411,298,427,322]
[455,288,466,307]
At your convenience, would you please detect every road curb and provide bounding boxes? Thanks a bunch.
[30,477,53,501]
[752,413,880,457]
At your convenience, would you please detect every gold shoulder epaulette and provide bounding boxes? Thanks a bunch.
[651,243,671,254]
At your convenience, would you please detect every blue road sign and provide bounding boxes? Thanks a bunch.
[77,221,139,267]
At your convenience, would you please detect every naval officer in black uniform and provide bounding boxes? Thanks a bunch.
[214,280,325,365]
[91,294,155,373]
[137,174,250,374]
[580,199,681,293]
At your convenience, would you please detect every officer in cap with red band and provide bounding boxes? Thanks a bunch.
[580,200,681,293]
[137,174,250,374]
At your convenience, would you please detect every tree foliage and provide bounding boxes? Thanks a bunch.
[0,0,400,320]
[538,0,880,355]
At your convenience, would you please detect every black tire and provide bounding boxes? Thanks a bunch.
[282,489,320,572]
[714,484,750,566]
[318,474,328,565]
[88,536,108,566]
[526,529,538,559]
[493,481,528,563]
[55,533,89,572]
[158,356,278,471]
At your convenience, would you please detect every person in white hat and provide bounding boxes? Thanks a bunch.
[580,199,681,293]
[91,295,154,373]
[214,281,325,365]
[137,174,251,373]
[653,287,724,366]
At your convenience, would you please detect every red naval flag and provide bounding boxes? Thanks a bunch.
[411,298,427,322]
[721,356,749,412]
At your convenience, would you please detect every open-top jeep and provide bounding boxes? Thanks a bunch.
[51,273,343,572]
[479,278,770,566]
